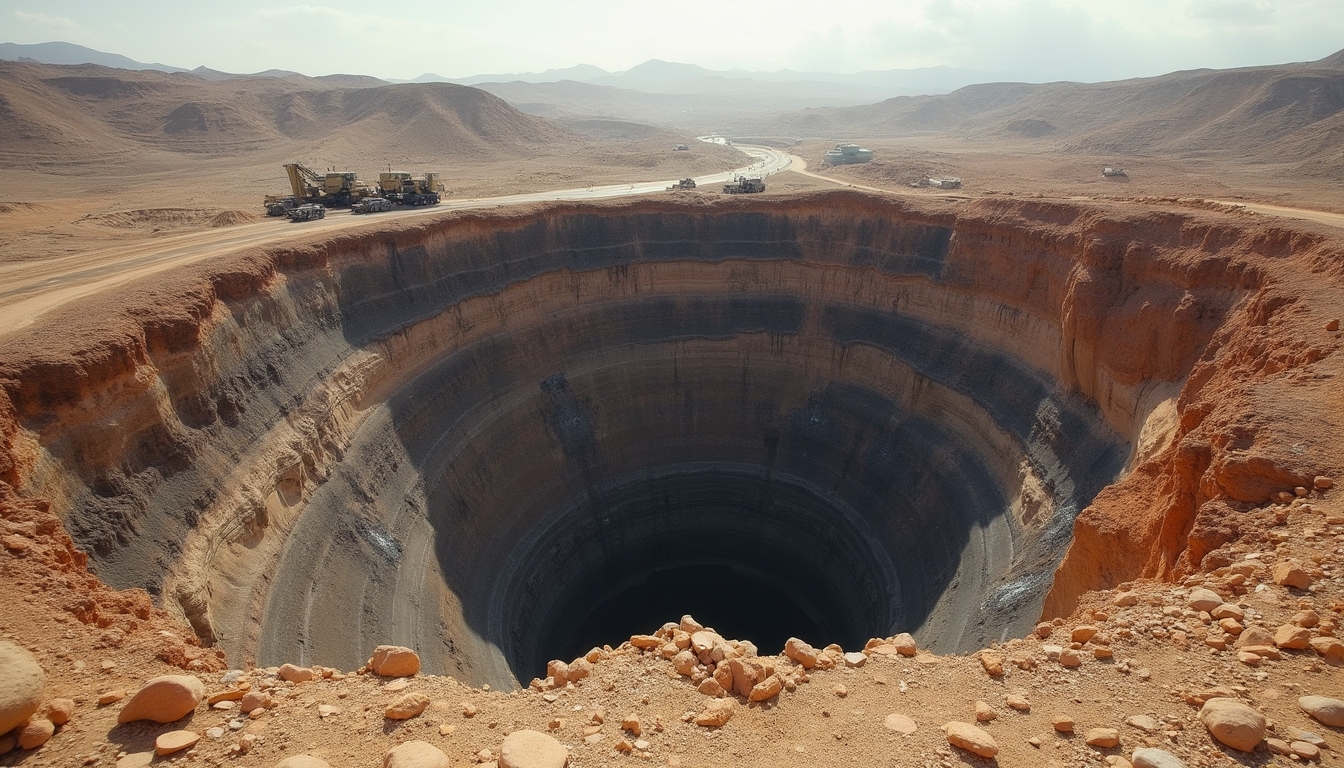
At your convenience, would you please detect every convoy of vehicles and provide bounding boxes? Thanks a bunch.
[264,164,443,217]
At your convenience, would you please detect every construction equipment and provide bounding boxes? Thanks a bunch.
[914,176,962,189]
[263,195,301,217]
[673,143,690,151]
[352,197,394,214]
[378,171,443,206]
[667,178,697,191]
[823,143,874,165]
[1102,166,1127,177]
[281,163,375,208]
[722,176,765,194]
[286,203,326,222]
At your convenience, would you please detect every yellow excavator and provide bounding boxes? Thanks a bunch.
[263,163,375,216]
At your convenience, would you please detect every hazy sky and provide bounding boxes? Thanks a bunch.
[3,0,1341,81]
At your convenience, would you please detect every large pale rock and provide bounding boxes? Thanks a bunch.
[1085,727,1120,748]
[1187,588,1224,612]
[890,633,917,656]
[783,638,819,669]
[1131,747,1187,768]
[884,713,917,734]
[117,675,205,724]
[694,698,735,727]
[499,729,568,768]
[1298,696,1344,727]
[944,722,998,758]
[0,641,44,737]
[384,741,449,768]
[748,675,782,702]
[275,757,332,768]
[1234,625,1274,649]
[1198,698,1265,752]
[278,664,315,683]
[369,646,420,677]
[1272,560,1312,589]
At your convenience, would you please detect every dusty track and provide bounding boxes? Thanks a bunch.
[0,146,790,336]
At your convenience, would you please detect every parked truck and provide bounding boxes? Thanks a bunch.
[722,176,765,194]
[378,171,443,206]
[286,203,326,222]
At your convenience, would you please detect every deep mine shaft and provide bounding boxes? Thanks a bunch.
[19,192,1245,690]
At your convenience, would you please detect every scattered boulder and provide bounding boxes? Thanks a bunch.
[890,633,917,656]
[629,635,661,650]
[385,693,430,720]
[1272,560,1313,589]
[944,721,998,758]
[842,652,866,668]
[1053,715,1075,732]
[694,698,735,727]
[370,646,420,677]
[279,664,315,683]
[117,675,205,724]
[974,701,996,722]
[979,653,1004,676]
[748,675,782,702]
[783,638,819,669]
[46,698,74,726]
[499,729,568,768]
[1005,694,1030,711]
[17,716,55,750]
[1198,698,1266,752]
[883,713,917,734]
[154,730,200,757]
[1310,637,1344,662]
[1298,696,1344,727]
[0,640,44,736]
[384,740,449,768]
[1274,625,1312,650]
[1072,625,1100,643]
[673,650,697,676]
[1131,747,1187,768]
[1234,625,1275,649]
[1187,588,1223,612]
[1085,727,1120,748]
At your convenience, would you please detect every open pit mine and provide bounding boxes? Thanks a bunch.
[1,190,1341,761]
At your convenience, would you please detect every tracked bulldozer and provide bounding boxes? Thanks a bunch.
[722,176,765,194]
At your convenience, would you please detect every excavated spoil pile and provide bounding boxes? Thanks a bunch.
[1,190,1339,692]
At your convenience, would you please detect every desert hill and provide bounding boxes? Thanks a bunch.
[759,50,1344,175]
[0,61,575,167]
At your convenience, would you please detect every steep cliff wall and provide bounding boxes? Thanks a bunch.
[0,191,1338,688]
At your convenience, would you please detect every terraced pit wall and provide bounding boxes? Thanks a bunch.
[1,191,1339,690]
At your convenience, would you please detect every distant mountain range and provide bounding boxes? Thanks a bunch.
[1,41,999,102]
[412,58,999,98]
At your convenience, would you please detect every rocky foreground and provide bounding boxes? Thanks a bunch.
[1,477,1342,768]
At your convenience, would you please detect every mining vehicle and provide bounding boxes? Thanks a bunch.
[667,178,697,190]
[1102,166,1127,177]
[263,195,301,217]
[722,176,765,194]
[378,171,443,206]
[823,143,874,165]
[281,163,375,208]
[286,203,326,222]
[352,197,394,214]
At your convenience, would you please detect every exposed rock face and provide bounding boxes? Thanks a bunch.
[0,191,1338,688]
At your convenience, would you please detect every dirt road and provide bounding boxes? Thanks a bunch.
[0,146,791,336]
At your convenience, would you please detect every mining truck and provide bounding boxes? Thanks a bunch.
[263,195,301,217]
[722,176,765,194]
[352,197,394,214]
[286,203,326,222]
[378,171,443,206]
[1102,166,1127,177]
[667,178,697,190]
[280,163,375,208]
[823,143,874,165]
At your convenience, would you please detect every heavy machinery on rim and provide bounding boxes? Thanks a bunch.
[378,171,443,206]
[823,143,874,165]
[667,178,697,190]
[263,164,443,215]
[722,176,765,194]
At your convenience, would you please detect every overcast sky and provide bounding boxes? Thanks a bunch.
[3,0,1341,81]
